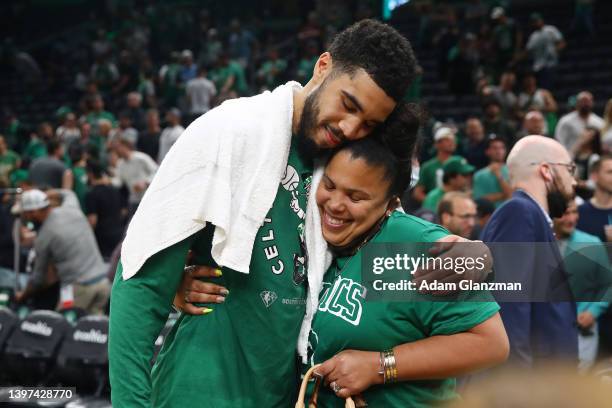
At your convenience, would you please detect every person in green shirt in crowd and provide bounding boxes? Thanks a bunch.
[0,135,20,187]
[209,52,249,99]
[422,157,475,212]
[413,126,461,203]
[22,122,54,161]
[257,47,288,90]
[68,144,89,211]
[490,7,522,82]
[160,51,182,108]
[473,135,512,208]
[90,55,119,94]
[304,136,507,408]
[10,166,29,188]
[86,94,117,136]
[2,110,26,153]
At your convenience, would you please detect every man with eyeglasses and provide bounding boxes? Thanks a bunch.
[438,192,478,239]
[482,135,578,367]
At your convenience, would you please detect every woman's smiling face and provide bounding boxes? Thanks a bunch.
[316,149,395,248]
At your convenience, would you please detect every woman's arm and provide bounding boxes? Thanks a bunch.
[315,313,509,399]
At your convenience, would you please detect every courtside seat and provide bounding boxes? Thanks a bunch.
[3,310,71,385]
[55,315,109,395]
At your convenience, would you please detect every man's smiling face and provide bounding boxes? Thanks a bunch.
[296,67,396,160]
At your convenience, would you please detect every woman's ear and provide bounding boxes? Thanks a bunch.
[386,197,401,215]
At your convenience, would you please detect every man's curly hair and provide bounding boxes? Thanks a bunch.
[326,102,424,198]
[328,19,417,102]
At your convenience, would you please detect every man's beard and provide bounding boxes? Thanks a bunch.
[547,172,572,218]
[296,85,325,162]
[578,106,591,116]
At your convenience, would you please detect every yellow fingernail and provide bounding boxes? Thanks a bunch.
[215,268,223,277]
[202,308,213,315]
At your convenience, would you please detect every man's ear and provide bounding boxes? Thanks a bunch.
[539,163,553,183]
[312,52,333,84]
[440,212,450,227]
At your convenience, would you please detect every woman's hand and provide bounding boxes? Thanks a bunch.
[314,350,381,399]
[173,265,229,315]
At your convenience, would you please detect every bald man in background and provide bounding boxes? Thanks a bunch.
[518,110,547,139]
[482,135,578,367]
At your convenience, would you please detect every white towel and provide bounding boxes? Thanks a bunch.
[298,163,333,362]
[121,82,302,279]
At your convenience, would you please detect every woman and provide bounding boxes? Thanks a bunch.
[301,137,508,407]
[174,106,507,407]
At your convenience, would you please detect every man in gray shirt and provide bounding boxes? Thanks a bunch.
[14,189,110,314]
[29,139,73,189]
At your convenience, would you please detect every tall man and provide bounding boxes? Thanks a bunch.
[109,20,419,407]
[482,135,578,367]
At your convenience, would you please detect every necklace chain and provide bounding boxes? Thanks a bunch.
[332,221,386,280]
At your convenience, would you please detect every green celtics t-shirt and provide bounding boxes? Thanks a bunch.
[151,141,312,407]
[23,138,47,160]
[306,212,499,408]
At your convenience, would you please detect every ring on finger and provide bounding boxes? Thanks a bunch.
[330,381,341,393]
[184,290,190,303]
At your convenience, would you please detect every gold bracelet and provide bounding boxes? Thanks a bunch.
[382,349,398,383]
